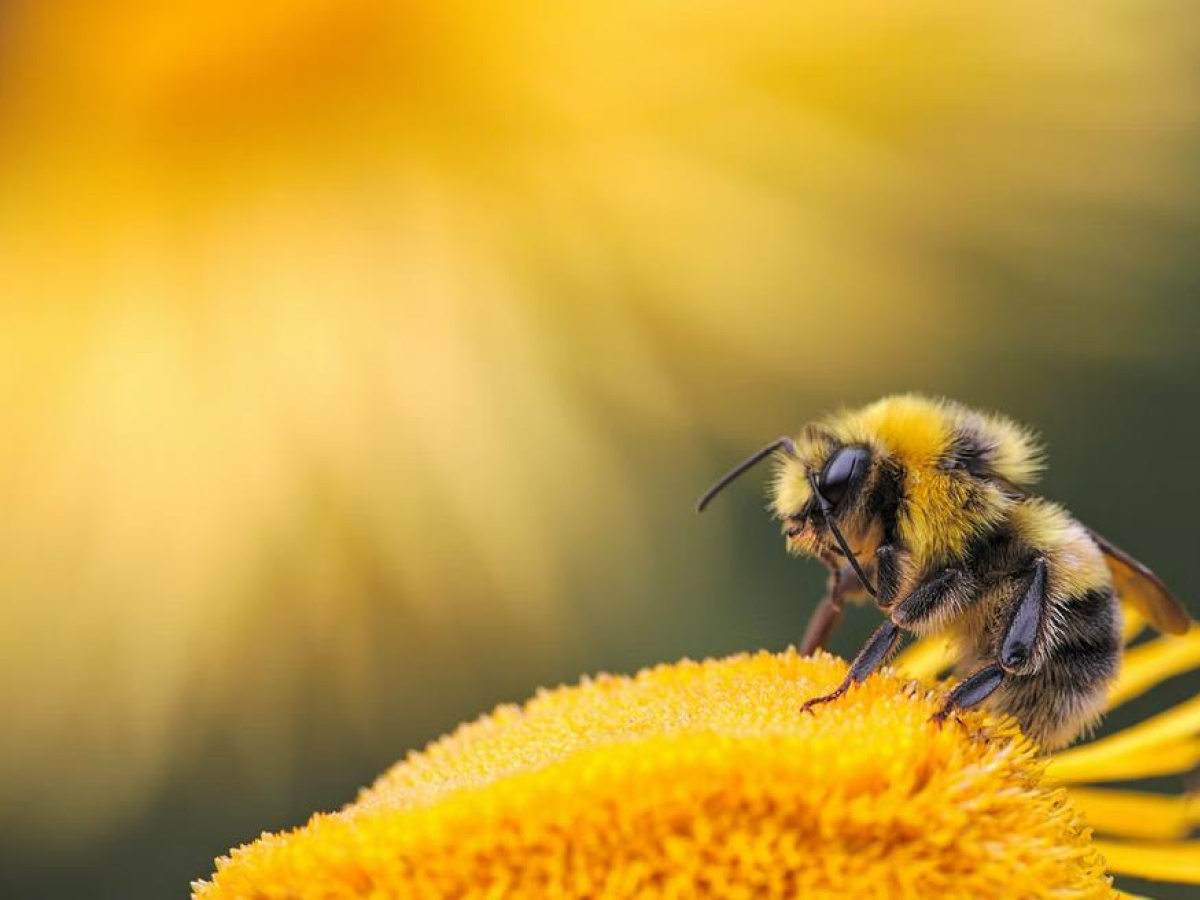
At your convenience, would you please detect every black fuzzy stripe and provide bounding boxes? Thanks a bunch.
[960,521,1023,575]
[1060,587,1120,649]
[1045,587,1120,689]
[866,458,905,544]
[943,425,999,477]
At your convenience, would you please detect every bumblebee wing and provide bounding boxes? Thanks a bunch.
[1086,528,1191,635]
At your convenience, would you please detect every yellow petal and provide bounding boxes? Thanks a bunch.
[1069,788,1198,840]
[1049,739,1200,784]
[1108,628,1200,709]
[1044,694,1200,784]
[894,636,956,681]
[1096,840,1200,885]
[1122,609,1147,645]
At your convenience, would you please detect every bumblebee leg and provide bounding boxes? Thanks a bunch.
[931,663,1005,723]
[873,544,902,606]
[889,566,967,629]
[802,621,903,713]
[799,565,863,654]
[1000,558,1048,672]
[799,597,844,656]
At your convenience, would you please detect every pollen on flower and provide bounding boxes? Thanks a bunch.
[194,651,1115,899]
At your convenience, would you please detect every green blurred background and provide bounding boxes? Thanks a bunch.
[1,2,1199,896]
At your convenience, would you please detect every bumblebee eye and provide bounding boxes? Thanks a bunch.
[818,445,869,506]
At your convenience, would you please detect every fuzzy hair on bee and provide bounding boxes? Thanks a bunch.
[698,394,1191,750]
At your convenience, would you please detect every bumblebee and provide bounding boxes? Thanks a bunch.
[698,394,1190,749]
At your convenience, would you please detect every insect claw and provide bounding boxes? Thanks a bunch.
[801,688,846,715]
[929,710,970,738]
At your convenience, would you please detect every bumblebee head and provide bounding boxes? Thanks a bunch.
[773,438,885,567]
[697,431,885,596]
[697,395,1044,596]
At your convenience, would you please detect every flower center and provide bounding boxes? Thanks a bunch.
[197,651,1114,899]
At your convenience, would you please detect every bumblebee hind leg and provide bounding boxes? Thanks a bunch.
[930,559,1046,726]
[953,583,1120,750]
[992,589,1121,750]
[931,664,1005,723]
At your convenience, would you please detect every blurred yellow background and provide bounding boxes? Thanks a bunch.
[1,2,1199,897]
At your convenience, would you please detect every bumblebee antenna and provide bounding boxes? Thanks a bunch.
[696,437,796,513]
[807,472,877,598]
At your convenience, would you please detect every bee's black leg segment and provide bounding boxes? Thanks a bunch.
[1000,557,1048,672]
[844,620,904,683]
[800,564,863,654]
[890,566,965,629]
[802,621,902,713]
[931,663,1005,723]
[874,544,901,607]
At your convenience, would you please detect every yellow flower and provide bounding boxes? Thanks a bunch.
[5,0,1200,844]
[194,615,1200,899]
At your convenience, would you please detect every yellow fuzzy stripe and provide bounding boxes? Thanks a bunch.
[1108,629,1200,709]
[836,395,952,470]
[1070,788,1198,840]
[1096,840,1200,885]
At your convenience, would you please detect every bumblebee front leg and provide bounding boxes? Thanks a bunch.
[799,564,865,655]
[801,621,903,713]
[802,553,977,714]
[799,542,901,655]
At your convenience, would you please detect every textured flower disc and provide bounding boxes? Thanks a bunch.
[195,651,1113,899]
